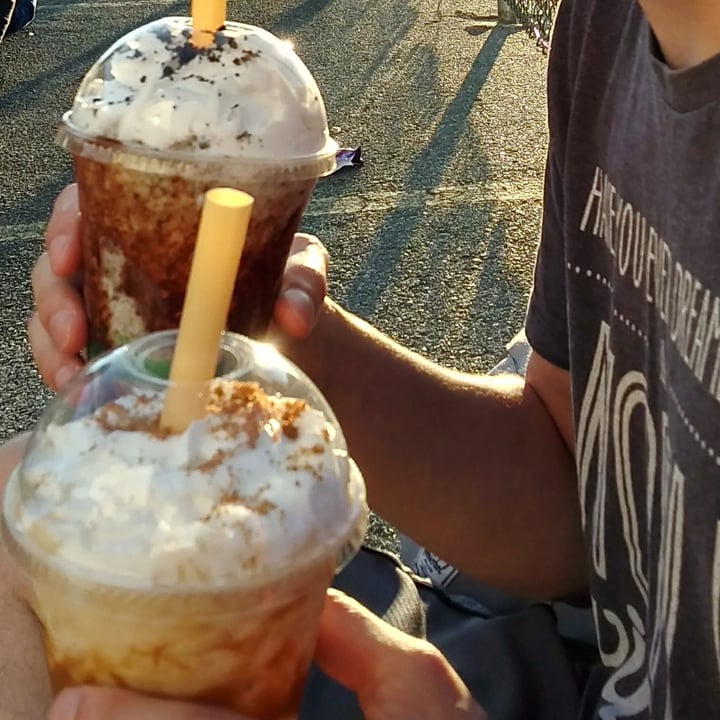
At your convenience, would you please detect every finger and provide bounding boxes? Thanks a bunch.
[50,686,245,720]
[31,252,87,356]
[314,589,417,696]
[273,233,328,339]
[45,184,83,278]
[45,184,79,244]
[272,290,318,340]
[27,313,84,392]
[284,233,328,298]
[315,591,485,718]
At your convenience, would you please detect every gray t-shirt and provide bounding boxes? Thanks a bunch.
[526,0,720,717]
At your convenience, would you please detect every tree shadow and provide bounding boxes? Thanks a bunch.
[272,0,338,33]
[273,0,420,120]
[465,24,493,36]
[465,217,530,363]
[345,25,517,316]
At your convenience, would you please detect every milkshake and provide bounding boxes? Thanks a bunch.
[57,18,337,356]
[2,331,367,719]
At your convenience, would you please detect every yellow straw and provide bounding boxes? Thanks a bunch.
[191,0,227,46]
[161,188,254,433]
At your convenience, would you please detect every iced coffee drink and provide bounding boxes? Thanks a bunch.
[2,331,367,720]
[57,18,338,356]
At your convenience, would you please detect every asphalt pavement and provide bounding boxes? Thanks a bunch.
[0,0,548,448]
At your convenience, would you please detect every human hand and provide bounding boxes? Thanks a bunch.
[315,589,488,719]
[30,184,330,392]
[48,590,488,720]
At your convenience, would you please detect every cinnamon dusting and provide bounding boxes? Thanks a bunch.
[95,402,172,440]
[280,399,306,440]
[205,381,309,446]
[193,449,228,473]
[203,484,277,522]
[218,489,242,504]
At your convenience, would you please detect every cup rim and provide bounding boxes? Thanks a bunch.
[57,112,339,180]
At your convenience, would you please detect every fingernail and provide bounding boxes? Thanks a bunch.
[281,287,317,326]
[49,310,75,350]
[55,186,78,213]
[46,234,70,269]
[55,365,78,390]
[51,688,81,720]
[45,231,66,254]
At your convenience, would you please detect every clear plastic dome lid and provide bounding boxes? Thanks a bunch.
[59,17,337,176]
[4,331,367,591]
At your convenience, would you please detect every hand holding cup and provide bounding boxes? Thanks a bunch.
[30,184,330,391]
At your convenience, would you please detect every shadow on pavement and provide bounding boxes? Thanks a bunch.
[347,24,518,317]
[274,0,420,118]
[273,0,337,32]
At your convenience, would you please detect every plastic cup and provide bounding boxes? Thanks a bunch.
[56,18,338,357]
[2,331,367,720]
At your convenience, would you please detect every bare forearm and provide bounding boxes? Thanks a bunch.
[0,434,51,719]
[284,301,585,598]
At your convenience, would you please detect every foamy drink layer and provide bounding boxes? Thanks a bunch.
[68,18,332,160]
[17,381,349,587]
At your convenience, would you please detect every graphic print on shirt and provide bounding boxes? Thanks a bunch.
[573,166,720,719]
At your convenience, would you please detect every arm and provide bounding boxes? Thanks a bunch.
[283,300,585,599]
[292,23,583,598]
[0,435,52,720]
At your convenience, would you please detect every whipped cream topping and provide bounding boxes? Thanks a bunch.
[68,18,333,160]
[16,382,355,587]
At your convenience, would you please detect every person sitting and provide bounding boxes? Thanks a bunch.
[8,0,720,717]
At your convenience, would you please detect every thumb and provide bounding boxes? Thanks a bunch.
[273,233,328,339]
[313,589,420,696]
